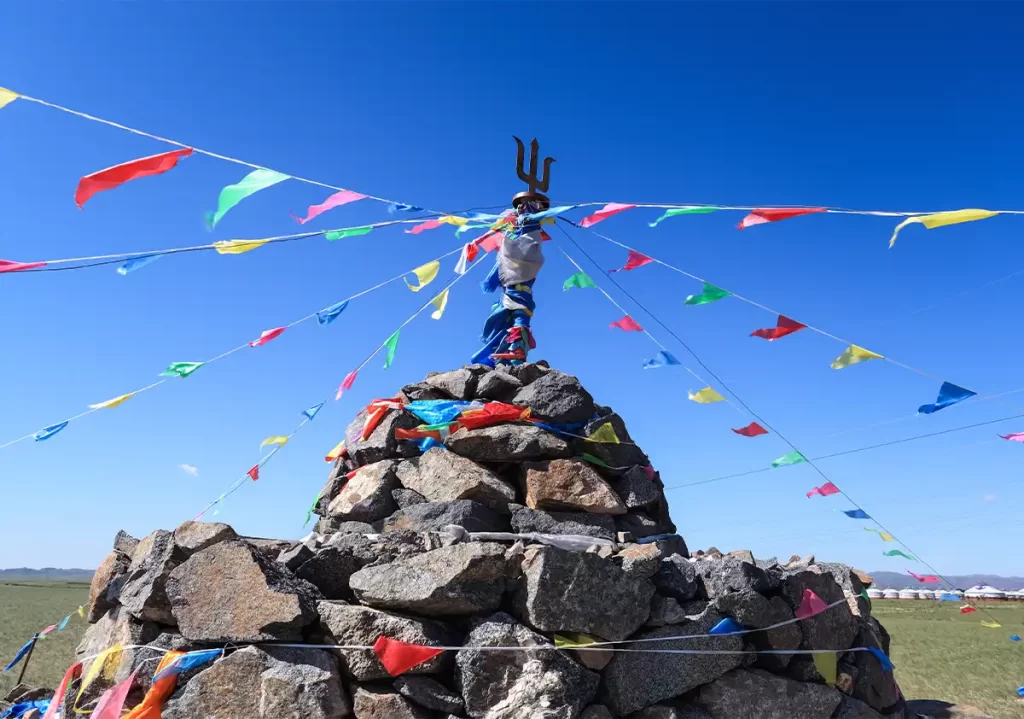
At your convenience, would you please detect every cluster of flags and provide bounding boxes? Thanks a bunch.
[2,605,84,674]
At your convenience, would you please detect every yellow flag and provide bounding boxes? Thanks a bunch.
[77,605,85,618]
[438,215,469,227]
[865,528,895,542]
[981,621,1002,628]
[405,260,440,292]
[89,392,135,410]
[586,423,620,444]
[812,651,837,685]
[688,387,726,404]
[554,632,598,648]
[889,209,999,248]
[540,217,556,226]
[213,239,270,255]
[324,439,345,462]
[831,345,884,370]
[76,644,123,708]
[430,288,450,320]
[261,435,289,450]
[0,87,18,110]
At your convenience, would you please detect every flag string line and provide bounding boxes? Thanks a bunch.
[0,242,466,452]
[549,200,1024,217]
[555,221,1004,626]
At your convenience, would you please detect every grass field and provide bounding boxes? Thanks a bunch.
[2,584,1022,716]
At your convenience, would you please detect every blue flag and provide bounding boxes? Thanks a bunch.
[843,509,871,519]
[524,205,575,222]
[708,618,744,635]
[868,647,894,672]
[57,615,71,631]
[33,421,69,442]
[153,649,222,681]
[302,402,325,421]
[918,382,976,415]
[643,351,681,369]
[3,636,37,673]
[388,203,424,214]
[316,300,349,326]
[117,254,162,275]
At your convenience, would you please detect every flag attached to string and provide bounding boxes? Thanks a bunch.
[0,87,19,110]
[372,636,444,677]
[737,207,826,230]
[325,439,346,463]
[293,190,365,225]
[302,402,325,421]
[76,149,193,209]
[771,451,806,468]
[88,669,138,719]
[906,570,939,583]
[336,370,358,400]
[117,255,162,275]
[843,509,871,519]
[888,209,999,248]
[34,421,69,442]
[586,423,620,444]
[57,615,71,631]
[610,315,643,332]
[430,289,450,320]
[405,260,440,292]
[406,219,444,235]
[213,239,269,255]
[317,300,349,326]
[807,482,840,498]
[867,648,895,672]
[831,345,884,370]
[688,387,726,404]
[981,621,1002,628]
[152,649,222,681]
[732,422,768,437]
[3,637,37,673]
[208,168,289,228]
[325,226,374,241]
[563,271,597,290]
[553,633,598,648]
[388,203,424,214]
[161,361,204,378]
[959,605,977,614]
[260,436,289,450]
[999,432,1024,443]
[455,243,478,275]
[382,330,400,370]
[648,206,717,227]
[89,393,135,410]
[884,550,915,560]
[751,315,806,341]
[38,624,57,638]
[643,351,680,369]
[794,588,829,619]
[250,327,286,347]
[918,382,976,415]
[579,203,636,228]
[684,283,731,306]
[865,527,895,542]
[247,465,260,481]
[708,618,744,635]
[0,259,47,273]
[813,651,838,686]
[609,249,653,273]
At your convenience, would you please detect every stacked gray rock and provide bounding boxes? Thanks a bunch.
[68,363,903,719]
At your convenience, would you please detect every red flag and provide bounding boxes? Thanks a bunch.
[406,219,444,235]
[373,636,444,677]
[609,315,643,332]
[642,465,655,480]
[610,249,654,273]
[907,570,939,583]
[732,422,768,438]
[247,465,259,481]
[458,402,529,430]
[737,207,826,230]
[806,482,840,498]
[465,242,480,264]
[580,203,636,228]
[75,148,193,208]
[0,259,46,273]
[249,327,286,347]
[794,588,829,619]
[474,229,504,253]
[959,605,977,614]
[750,315,806,341]
[336,370,358,401]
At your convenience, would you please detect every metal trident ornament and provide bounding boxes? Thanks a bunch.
[513,136,554,199]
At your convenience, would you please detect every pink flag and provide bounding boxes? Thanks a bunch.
[580,203,636,228]
[806,482,840,498]
[406,219,443,235]
[38,624,58,637]
[474,229,504,253]
[42,662,82,719]
[609,249,654,273]
[336,370,358,401]
[293,189,365,224]
[247,465,260,481]
[373,636,444,677]
[249,327,286,347]
[609,315,643,332]
[88,669,138,719]
[1000,432,1024,442]
[737,207,826,230]
[794,588,829,619]
[907,570,939,583]
[0,259,46,273]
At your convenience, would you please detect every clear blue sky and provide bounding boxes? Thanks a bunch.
[1,3,1022,578]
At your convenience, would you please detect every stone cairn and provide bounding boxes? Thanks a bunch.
[64,362,905,719]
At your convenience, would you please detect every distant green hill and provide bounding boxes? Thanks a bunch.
[868,570,1024,590]
[0,567,93,582]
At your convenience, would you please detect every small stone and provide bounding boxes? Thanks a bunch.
[399,381,452,402]
[615,511,672,540]
[172,521,238,557]
[392,488,427,508]
[352,685,430,719]
[394,676,464,714]
[652,555,699,601]
[118,529,185,624]
[475,370,523,400]
[524,459,627,515]
[277,542,314,572]
[445,425,572,463]
[696,668,842,719]
[611,467,663,510]
[425,368,478,399]
[646,595,687,627]
[715,591,801,670]
[512,369,595,424]
[383,500,510,534]
[395,449,517,512]
[244,536,297,562]
[615,543,663,580]
[86,550,130,622]
[832,696,886,719]
[693,556,774,598]
[511,507,616,541]
[112,530,140,557]
[295,546,367,600]
[327,461,398,523]
[581,706,614,719]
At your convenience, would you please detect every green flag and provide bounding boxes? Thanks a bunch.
[304,493,319,528]
[649,206,717,227]
[771,451,807,468]
[325,226,374,241]
[208,168,289,228]
[884,550,916,561]
[563,271,597,290]
[382,330,400,370]
[859,587,872,610]
[684,282,731,306]
[161,361,204,378]
[580,453,611,468]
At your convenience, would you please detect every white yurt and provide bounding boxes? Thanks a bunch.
[917,590,934,600]
[866,587,884,600]
[898,588,919,600]
[882,589,899,599]
[964,584,1006,601]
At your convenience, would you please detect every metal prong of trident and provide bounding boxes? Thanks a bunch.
[512,136,554,210]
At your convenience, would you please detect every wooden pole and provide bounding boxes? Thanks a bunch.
[15,635,39,685]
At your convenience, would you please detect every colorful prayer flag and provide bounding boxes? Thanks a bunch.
[884,550,915,560]
[738,207,826,230]
[317,300,348,325]
[553,633,598,648]
[643,351,680,369]
[245,464,259,481]
[213,239,269,255]
[732,422,768,437]
[161,361,204,378]
[3,637,37,673]
[88,669,138,719]
[325,440,346,462]
[57,615,71,631]
[906,570,939,583]
[117,255,162,275]
[405,260,440,292]
[981,621,1002,628]
[38,624,57,637]
[438,215,469,227]
[813,652,837,686]
[772,451,807,468]
[260,436,289,450]
[406,219,443,235]
[249,327,286,347]
[75,149,193,208]
[388,203,424,213]
[382,330,400,370]
[563,271,597,290]
[684,283,731,306]
[41,662,81,719]
[0,87,19,110]
[0,259,46,273]
[302,402,325,421]
[959,605,976,614]
[579,203,636,228]
[867,647,895,672]
[372,636,444,677]
[34,422,69,442]
[889,209,999,248]
[807,482,840,498]
[794,588,829,619]
[609,249,654,273]
[751,315,806,341]
[865,528,895,542]
[325,226,373,241]
[688,387,726,404]
[831,345,884,370]
[708,618,744,635]
[524,205,573,222]
[586,423,620,444]
[473,229,504,253]
[610,315,643,332]
[89,393,135,410]
[293,190,365,224]
[430,289,450,320]
[648,206,717,227]
[208,168,289,228]
[77,605,85,618]
[843,509,870,519]
[918,382,976,415]
[454,243,478,275]
[153,649,222,681]
[999,432,1024,443]
[336,370,358,400]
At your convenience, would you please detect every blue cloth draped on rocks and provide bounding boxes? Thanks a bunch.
[472,213,545,367]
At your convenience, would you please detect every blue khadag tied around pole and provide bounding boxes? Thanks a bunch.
[33,421,69,442]
[316,300,349,326]
[918,381,976,415]
[843,509,871,519]
[643,351,681,369]
[708,618,745,635]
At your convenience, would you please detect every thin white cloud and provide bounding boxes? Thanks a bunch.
[980,493,997,503]
[178,464,200,477]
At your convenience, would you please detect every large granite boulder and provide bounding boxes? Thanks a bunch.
[695,668,842,718]
[424,368,478,399]
[172,520,238,557]
[383,500,510,534]
[524,460,627,515]
[779,566,859,651]
[327,461,399,523]
[395,449,517,512]
[86,550,131,622]
[512,370,595,424]
[511,507,616,541]
[351,685,429,719]
[445,425,572,463]
[345,409,420,466]
[117,529,185,624]
[715,590,801,670]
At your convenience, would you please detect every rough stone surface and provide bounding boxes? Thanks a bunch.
[425,368,478,399]
[456,612,599,719]
[693,556,774,599]
[296,546,368,600]
[652,555,699,601]
[394,676,465,714]
[350,543,508,616]
[626,707,712,719]
[696,668,842,719]
[601,608,745,715]
[615,543,663,580]
[113,530,139,557]
[646,595,688,627]
[446,425,572,463]
[118,529,185,624]
[580,707,614,719]
[832,696,885,719]
[616,511,674,540]
[511,507,616,540]
[475,370,523,400]
[396,449,517,512]
[400,381,452,402]
[903,700,994,718]
[86,550,130,622]
[75,606,161,704]
[383,500,510,534]
[392,488,427,508]
[352,685,430,719]
[516,545,654,641]
[578,414,649,469]
[779,567,859,651]
[278,542,314,572]
[167,540,321,642]
[524,460,627,515]
[173,520,238,556]
[345,409,420,466]
[164,646,351,719]
[327,461,398,523]
[715,591,801,670]
[611,467,663,510]
[512,370,595,424]
[318,601,455,680]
